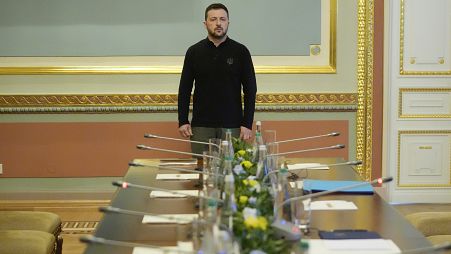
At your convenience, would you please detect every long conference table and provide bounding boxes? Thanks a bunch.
[84,157,432,254]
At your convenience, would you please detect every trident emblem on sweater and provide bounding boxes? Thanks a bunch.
[227,57,234,65]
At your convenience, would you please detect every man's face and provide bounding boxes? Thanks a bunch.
[204,9,229,39]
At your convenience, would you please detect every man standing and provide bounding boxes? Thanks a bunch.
[178,3,257,155]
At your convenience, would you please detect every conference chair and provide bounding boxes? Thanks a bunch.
[406,212,451,245]
[0,230,56,254]
[0,211,63,254]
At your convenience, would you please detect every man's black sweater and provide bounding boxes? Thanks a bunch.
[178,37,257,129]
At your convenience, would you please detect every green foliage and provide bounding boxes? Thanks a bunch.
[230,138,292,254]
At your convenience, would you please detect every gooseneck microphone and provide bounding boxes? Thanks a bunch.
[128,161,224,178]
[144,133,221,148]
[270,176,393,242]
[267,144,345,157]
[99,206,196,224]
[80,235,194,253]
[268,132,340,145]
[261,160,363,184]
[112,180,223,203]
[277,176,393,210]
[137,144,220,159]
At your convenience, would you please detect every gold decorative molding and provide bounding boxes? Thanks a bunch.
[0,94,178,107]
[256,93,356,105]
[397,130,451,187]
[355,0,375,181]
[0,93,357,113]
[399,0,451,75]
[398,88,451,118]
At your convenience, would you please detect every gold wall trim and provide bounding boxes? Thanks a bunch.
[399,0,451,75]
[0,1,337,75]
[0,65,337,75]
[397,130,451,187]
[355,0,374,181]
[0,93,357,113]
[399,88,451,118]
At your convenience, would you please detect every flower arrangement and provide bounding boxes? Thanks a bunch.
[229,138,291,254]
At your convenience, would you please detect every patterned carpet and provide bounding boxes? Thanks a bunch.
[62,221,98,234]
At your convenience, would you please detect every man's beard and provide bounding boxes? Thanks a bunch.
[208,27,228,40]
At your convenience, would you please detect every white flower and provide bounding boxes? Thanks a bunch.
[233,164,245,175]
[242,207,258,220]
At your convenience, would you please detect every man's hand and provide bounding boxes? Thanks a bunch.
[178,124,193,138]
[240,126,253,140]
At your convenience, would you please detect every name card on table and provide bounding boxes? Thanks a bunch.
[149,190,199,198]
[309,200,358,210]
[142,214,198,224]
[307,239,400,253]
[156,173,199,180]
[133,241,194,254]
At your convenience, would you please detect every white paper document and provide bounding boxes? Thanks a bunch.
[142,214,198,224]
[149,190,199,198]
[289,181,304,189]
[307,239,401,253]
[287,163,329,170]
[156,173,199,180]
[133,241,194,254]
[309,200,358,210]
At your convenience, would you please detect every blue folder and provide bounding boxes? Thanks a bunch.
[303,179,374,195]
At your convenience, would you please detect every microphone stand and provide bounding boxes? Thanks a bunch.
[129,161,224,179]
[267,132,340,145]
[144,133,221,149]
[112,181,223,204]
[276,176,393,212]
[261,160,363,184]
[80,235,194,253]
[267,144,345,157]
[99,206,198,224]
[137,144,220,160]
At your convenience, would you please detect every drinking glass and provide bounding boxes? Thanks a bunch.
[263,129,277,145]
[176,222,195,252]
[291,180,312,234]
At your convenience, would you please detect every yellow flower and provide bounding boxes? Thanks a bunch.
[257,216,268,230]
[241,160,253,169]
[244,217,259,229]
[244,216,268,231]
[242,179,249,185]
[239,195,248,204]
[248,179,258,187]
[237,150,246,156]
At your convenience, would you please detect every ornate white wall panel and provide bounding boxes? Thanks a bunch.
[385,0,451,203]
[399,88,451,117]
[398,131,451,187]
[400,0,451,74]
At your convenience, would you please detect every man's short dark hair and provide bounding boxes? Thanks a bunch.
[205,3,229,20]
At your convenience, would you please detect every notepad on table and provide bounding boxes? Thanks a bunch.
[303,179,374,194]
[149,190,199,198]
[155,173,199,180]
[142,214,198,224]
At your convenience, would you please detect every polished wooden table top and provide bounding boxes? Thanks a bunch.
[84,158,431,254]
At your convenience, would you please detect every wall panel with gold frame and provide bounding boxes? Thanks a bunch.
[0,0,375,180]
